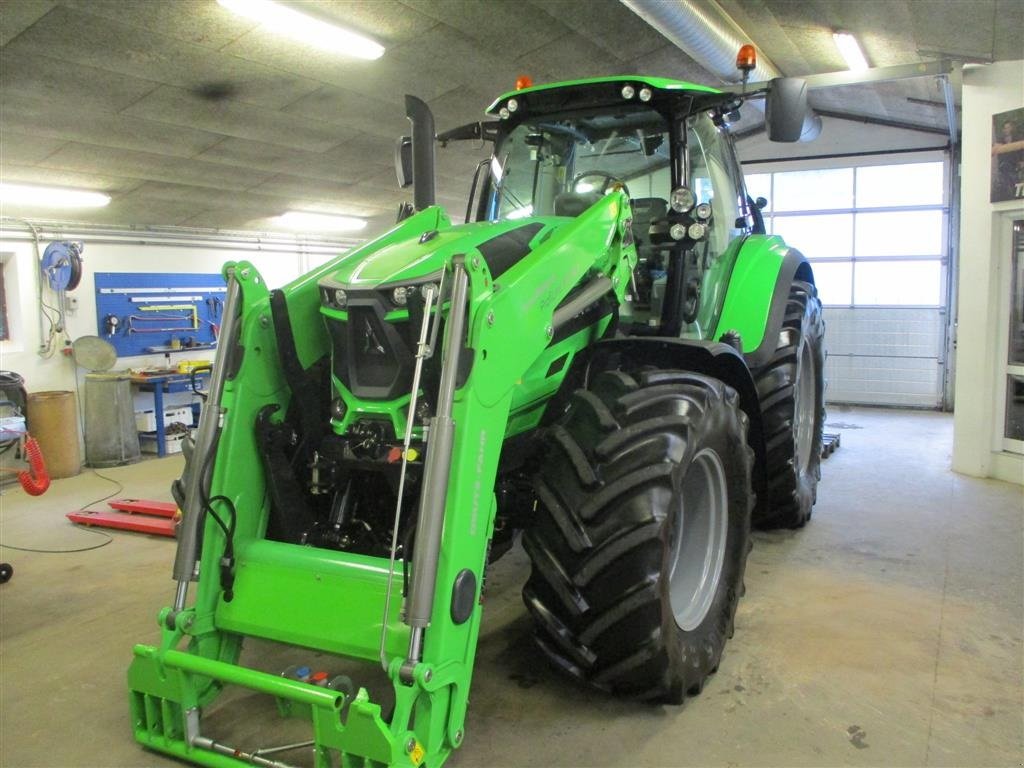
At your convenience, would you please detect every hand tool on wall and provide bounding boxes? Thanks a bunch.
[127,314,193,335]
[140,304,198,330]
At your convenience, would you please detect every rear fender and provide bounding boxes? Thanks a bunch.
[556,337,767,507]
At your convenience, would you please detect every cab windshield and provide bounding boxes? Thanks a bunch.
[488,109,670,221]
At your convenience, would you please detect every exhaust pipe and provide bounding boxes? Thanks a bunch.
[405,95,437,210]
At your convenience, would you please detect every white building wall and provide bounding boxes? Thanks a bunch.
[952,61,1024,485]
[0,225,345,395]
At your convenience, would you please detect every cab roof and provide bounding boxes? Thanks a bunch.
[486,75,721,116]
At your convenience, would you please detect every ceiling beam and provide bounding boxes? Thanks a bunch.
[747,59,959,91]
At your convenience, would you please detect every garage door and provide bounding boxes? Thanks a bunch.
[746,160,948,408]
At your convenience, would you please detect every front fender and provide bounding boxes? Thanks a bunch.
[712,235,814,368]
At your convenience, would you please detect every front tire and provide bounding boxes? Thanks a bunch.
[523,369,753,703]
[753,280,825,529]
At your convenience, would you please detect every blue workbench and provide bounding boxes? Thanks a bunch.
[131,371,208,457]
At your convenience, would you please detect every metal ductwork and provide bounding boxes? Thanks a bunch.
[621,0,822,142]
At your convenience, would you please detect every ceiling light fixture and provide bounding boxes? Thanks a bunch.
[832,30,869,72]
[0,182,110,208]
[217,0,384,60]
[274,211,368,232]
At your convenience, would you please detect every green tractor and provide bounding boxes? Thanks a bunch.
[128,73,825,768]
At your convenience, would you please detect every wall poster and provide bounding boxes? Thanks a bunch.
[992,107,1024,203]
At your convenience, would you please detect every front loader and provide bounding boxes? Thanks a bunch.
[128,70,825,768]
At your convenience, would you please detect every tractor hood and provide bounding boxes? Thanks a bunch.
[316,212,570,403]
[318,216,565,297]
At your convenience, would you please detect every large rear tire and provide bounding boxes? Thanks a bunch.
[753,280,825,529]
[523,370,753,703]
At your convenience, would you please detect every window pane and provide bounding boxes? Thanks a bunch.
[853,260,942,305]
[1006,375,1024,442]
[855,210,944,256]
[1010,221,1024,365]
[773,168,853,211]
[772,214,853,258]
[745,173,772,211]
[809,260,852,305]
[856,162,944,207]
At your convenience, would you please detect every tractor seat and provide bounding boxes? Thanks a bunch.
[553,191,602,217]
[630,197,668,250]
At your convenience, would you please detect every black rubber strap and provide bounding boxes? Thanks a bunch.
[269,289,324,444]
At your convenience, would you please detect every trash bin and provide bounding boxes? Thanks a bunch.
[26,390,81,479]
[83,373,141,467]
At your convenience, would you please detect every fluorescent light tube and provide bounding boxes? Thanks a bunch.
[218,0,384,60]
[0,183,110,208]
[275,211,368,231]
[832,31,868,72]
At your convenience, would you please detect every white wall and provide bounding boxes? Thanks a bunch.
[0,223,346,399]
[952,61,1024,485]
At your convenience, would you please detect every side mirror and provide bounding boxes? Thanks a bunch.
[765,77,809,142]
[755,196,768,210]
[395,136,413,188]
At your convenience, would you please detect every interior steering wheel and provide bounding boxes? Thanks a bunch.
[571,171,631,198]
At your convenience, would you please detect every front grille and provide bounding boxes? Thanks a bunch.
[325,305,413,401]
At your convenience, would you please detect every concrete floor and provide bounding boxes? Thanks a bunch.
[0,406,1021,767]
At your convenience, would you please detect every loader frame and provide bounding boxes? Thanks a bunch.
[129,193,635,767]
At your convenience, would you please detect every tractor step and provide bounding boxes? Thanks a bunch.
[822,432,841,459]
[66,498,177,537]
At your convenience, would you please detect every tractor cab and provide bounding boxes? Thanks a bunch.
[443,77,759,334]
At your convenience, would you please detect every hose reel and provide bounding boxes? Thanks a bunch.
[40,241,84,292]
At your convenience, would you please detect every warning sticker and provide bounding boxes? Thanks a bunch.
[409,742,425,766]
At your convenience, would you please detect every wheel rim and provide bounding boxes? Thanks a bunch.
[668,448,729,631]
[794,341,816,476]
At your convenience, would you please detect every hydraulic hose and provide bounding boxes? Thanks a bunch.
[18,436,50,496]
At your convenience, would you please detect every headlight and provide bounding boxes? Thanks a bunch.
[669,223,687,240]
[670,187,696,213]
[392,286,411,306]
[695,203,712,220]
[499,107,510,119]
[334,288,348,308]
[638,87,652,102]
[420,282,439,300]
[331,398,347,420]
[507,98,519,112]
[687,222,707,240]
[621,84,635,99]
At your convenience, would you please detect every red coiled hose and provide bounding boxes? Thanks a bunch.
[18,436,50,496]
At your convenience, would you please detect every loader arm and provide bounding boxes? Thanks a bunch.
[128,192,634,768]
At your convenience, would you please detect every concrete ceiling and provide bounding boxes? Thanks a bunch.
[0,0,1020,237]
